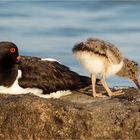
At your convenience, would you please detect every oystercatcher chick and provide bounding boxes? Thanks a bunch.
[0,42,92,98]
[73,38,140,97]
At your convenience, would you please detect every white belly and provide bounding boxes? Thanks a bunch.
[74,52,123,77]
[106,61,123,77]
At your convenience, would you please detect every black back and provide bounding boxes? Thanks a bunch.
[18,56,91,94]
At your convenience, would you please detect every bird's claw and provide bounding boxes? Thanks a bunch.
[108,90,125,97]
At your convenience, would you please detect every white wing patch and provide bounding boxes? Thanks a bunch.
[33,90,72,99]
[41,58,60,63]
[0,70,71,98]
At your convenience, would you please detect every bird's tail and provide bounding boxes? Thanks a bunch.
[79,75,91,87]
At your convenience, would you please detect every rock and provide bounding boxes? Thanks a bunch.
[0,86,140,139]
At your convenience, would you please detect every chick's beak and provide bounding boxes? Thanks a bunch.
[133,78,140,89]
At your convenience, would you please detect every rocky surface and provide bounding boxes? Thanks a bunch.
[0,85,140,139]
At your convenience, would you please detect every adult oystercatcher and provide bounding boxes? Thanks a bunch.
[0,41,92,98]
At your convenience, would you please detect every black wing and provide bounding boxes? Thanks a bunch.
[18,56,92,94]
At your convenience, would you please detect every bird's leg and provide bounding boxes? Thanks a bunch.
[100,75,124,97]
[91,74,103,97]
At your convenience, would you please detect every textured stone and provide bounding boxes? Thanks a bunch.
[0,86,140,139]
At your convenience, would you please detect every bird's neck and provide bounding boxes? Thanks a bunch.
[0,55,15,69]
[0,58,18,87]
[116,60,129,78]
[116,65,125,77]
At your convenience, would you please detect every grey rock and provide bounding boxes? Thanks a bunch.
[0,86,140,139]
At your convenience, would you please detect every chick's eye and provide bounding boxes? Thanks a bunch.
[9,48,16,53]
[130,69,135,74]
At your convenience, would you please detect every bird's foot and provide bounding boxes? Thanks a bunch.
[108,90,125,97]
[93,92,105,97]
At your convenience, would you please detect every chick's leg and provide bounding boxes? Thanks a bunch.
[91,74,103,97]
[100,75,124,96]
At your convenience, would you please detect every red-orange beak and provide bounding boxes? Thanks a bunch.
[133,78,140,89]
[16,55,21,61]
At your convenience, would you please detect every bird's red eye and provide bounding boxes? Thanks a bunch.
[10,48,16,53]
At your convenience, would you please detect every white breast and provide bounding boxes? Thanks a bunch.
[0,70,43,95]
[74,52,123,77]
[0,70,71,98]
[106,61,123,77]
[74,52,105,74]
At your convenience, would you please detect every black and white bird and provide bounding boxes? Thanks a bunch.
[0,42,92,98]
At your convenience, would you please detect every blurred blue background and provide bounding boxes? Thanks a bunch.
[0,0,140,87]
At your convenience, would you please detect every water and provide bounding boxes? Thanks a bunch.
[0,0,140,88]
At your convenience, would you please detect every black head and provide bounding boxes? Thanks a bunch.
[0,42,21,66]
